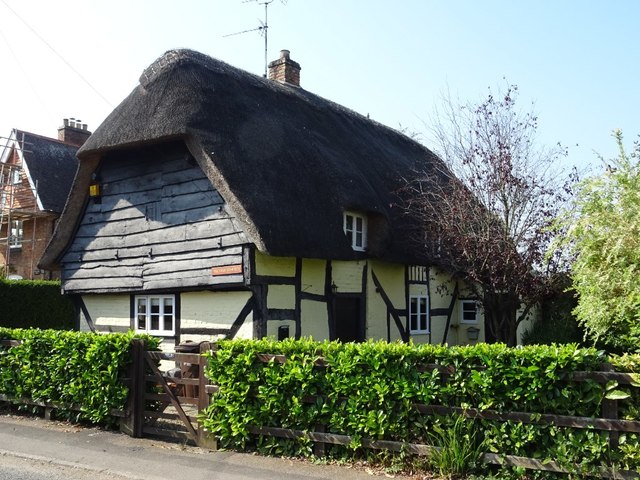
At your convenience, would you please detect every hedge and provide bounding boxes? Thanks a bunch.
[0,279,75,330]
[201,339,640,475]
[0,328,160,426]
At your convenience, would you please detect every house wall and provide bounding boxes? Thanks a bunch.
[1,216,58,280]
[1,149,59,280]
[61,145,248,293]
[252,251,486,346]
[180,290,253,343]
[79,294,131,333]
[75,248,527,351]
[78,289,254,342]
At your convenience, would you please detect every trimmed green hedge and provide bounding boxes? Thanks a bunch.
[0,280,75,330]
[0,328,160,425]
[201,339,640,475]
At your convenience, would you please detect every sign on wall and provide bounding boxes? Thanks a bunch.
[211,264,243,276]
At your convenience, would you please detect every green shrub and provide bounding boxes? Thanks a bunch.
[522,287,585,346]
[200,339,639,475]
[428,415,485,478]
[0,279,74,330]
[0,328,159,426]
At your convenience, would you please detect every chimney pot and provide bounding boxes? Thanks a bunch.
[58,117,92,146]
[268,49,301,87]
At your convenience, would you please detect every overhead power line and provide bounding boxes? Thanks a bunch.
[0,0,113,108]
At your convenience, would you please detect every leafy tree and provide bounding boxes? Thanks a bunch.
[402,84,571,346]
[559,130,640,352]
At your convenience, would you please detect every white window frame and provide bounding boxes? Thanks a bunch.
[460,300,478,324]
[409,294,430,334]
[134,295,176,336]
[343,211,367,252]
[9,220,23,248]
[11,168,21,185]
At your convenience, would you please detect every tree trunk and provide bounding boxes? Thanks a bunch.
[483,292,520,346]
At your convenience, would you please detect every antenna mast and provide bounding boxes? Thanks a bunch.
[223,0,276,77]
[262,0,271,77]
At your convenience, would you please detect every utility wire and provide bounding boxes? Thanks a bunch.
[0,0,113,108]
[0,22,53,123]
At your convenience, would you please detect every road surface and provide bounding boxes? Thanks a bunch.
[0,413,413,480]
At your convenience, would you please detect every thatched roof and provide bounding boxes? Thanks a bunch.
[14,130,79,213]
[41,49,447,269]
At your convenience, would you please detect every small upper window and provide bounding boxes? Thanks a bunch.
[11,169,21,185]
[344,211,367,251]
[10,220,23,248]
[460,300,478,324]
[410,295,430,334]
[135,295,176,336]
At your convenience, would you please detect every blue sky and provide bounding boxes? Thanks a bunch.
[1,0,638,172]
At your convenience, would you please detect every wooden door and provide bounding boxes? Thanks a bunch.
[333,295,365,342]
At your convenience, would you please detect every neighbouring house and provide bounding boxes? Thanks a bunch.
[1,120,90,280]
[39,49,508,350]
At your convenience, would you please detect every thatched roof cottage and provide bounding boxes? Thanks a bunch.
[40,49,485,348]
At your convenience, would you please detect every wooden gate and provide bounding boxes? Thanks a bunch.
[121,339,217,448]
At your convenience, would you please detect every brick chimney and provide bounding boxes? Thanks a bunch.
[58,118,91,147]
[268,50,301,87]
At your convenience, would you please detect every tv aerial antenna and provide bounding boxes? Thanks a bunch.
[224,0,286,77]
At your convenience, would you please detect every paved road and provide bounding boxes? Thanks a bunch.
[0,414,411,480]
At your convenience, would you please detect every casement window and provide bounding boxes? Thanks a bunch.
[135,295,176,336]
[11,169,21,185]
[9,220,23,248]
[343,211,367,251]
[409,295,430,334]
[460,300,478,324]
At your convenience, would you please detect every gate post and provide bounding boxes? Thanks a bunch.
[601,362,619,450]
[121,339,145,438]
[197,341,217,449]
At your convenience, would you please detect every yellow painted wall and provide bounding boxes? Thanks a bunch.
[81,294,131,333]
[301,258,325,295]
[255,251,295,276]
[332,260,365,293]
[367,260,405,341]
[428,269,456,345]
[267,284,295,310]
[266,319,296,339]
[448,297,485,346]
[301,299,329,340]
[180,290,253,343]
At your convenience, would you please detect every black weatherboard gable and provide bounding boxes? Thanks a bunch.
[41,49,449,269]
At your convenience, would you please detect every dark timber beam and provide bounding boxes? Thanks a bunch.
[371,269,408,342]
[441,281,459,345]
[225,296,255,339]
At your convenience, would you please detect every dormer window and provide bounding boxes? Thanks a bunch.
[344,211,367,251]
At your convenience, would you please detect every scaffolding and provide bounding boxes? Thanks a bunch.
[0,132,43,280]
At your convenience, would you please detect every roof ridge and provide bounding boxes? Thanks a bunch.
[14,129,80,149]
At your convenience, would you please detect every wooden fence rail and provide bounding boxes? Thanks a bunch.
[2,338,638,479]
[0,339,126,421]
[213,350,639,480]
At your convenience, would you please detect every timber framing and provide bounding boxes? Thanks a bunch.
[37,49,496,348]
[371,269,408,342]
